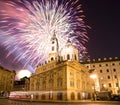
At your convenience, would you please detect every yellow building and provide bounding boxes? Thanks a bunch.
[30,33,93,101]
[0,66,16,95]
[84,57,120,95]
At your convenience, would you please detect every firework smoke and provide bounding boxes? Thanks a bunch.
[0,0,88,72]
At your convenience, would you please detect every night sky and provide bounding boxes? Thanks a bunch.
[80,0,120,59]
[0,0,120,72]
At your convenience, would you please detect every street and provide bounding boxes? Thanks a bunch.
[0,99,120,105]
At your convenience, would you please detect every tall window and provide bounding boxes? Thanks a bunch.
[57,78,63,87]
[70,81,74,87]
[71,92,75,100]
[116,83,119,87]
[114,75,117,79]
[100,70,102,73]
[108,75,110,79]
[107,69,109,72]
[77,80,80,88]
[109,83,111,87]
[77,93,81,100]
[75,54,77,60]
[67,54,70,60]
[52,46,54,51]
[42,81,46,90]
[113,69,116,72]
[49,79,54,88]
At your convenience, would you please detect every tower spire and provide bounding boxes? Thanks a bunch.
[48,31,59,62]
[51,30,56,40]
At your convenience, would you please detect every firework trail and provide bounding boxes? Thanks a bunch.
[0,0,88,72]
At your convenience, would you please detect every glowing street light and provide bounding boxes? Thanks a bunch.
[90,74,97,79]
[90,74,97,100]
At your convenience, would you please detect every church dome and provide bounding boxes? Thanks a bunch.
[60,39,79,61]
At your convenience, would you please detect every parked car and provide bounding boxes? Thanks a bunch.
[110,95,120,101]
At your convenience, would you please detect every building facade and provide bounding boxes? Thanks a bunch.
[30,33,93,101]
[14,77,30,91]
[0,66,16,96]
[84,57,120,95]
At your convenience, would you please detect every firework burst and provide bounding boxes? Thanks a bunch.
[0,0,88,72]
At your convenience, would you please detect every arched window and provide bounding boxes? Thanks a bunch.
[51,57,54,61]
[67,54,70,60]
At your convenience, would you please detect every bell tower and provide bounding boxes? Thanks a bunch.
[48,31,59,62]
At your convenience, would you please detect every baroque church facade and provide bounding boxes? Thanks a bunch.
[30,32,93,101]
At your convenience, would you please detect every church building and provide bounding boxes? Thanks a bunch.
[30,32,93,101]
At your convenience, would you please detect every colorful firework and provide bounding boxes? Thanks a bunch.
[0,0,88,72]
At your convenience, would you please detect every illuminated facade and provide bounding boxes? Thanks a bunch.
[0,66,16,94]
[30,33,93,101]
[84,57,120,95]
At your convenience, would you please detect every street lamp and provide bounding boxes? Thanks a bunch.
[90,74,97,100]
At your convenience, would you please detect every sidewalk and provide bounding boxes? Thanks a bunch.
[0,96,8,99]
[9,98,112,103]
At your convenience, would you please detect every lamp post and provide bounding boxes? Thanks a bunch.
[90,74,97,100]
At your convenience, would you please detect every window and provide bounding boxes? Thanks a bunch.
[116,83,119,87]
[52,41,54,44]
[52,46,54,51]
[57,92,63,100]
[70,81,74,87]
[106,64,108,66]
[71,92,75,100]
[99,64,102,67]
[75,54,77,60]
[107,69,109,72]
[108,75,110,79]
[77,80,80,88]
[114,75,117,79]
[113,69,116,72]
[51,57,54,61]
[70,72,74,76]
[87,66,89,68]
[49,79,54,88]
[57,78,63,87]
[77,93,81,100]
[42,81,46,90]
[93,65,95,67]
[109,83,111,87]
[100,70,102,73]
[112,63,115,66]
[67,54,70,60]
